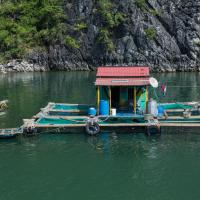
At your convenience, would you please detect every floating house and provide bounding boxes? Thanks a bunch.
[95,66,150,116]
[1,66,200,138]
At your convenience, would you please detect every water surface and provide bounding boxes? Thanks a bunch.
[0,71,200,200]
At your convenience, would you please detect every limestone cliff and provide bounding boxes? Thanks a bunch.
[3,0,200,72]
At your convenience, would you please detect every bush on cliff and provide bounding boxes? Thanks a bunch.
[97,0,126,51]
[0,0,79,63]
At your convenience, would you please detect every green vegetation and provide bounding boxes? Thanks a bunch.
[65,36,80,49]
[196,42,200,47]
[98,28,114,51]
[135,0,148,11]
[97,0,126,51]
[135,0,163,17]
[98,0,126,28]
[74,22,88,31]
[194,39,200,47]
[150,9,163,17]
[145,27,157,40]
[0,0,79,63]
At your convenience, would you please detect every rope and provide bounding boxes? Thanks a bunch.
[148,119,159,126]
[97,116,111,123]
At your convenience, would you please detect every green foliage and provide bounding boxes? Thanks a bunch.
[150,9,163,17]
[97,0,126,51]
[196,42,200,47]
[99,28,114,51]
[194,39,200,47]
[98,0,126,28]
[0,0,79,62]
[135,0,148,11]
[145,27,157,40]
[74,22,88,31]
[136,0,163,17]
[65,36,80,49]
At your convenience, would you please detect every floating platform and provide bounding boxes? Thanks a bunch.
[0,128,22,139]
[34,102,92,118]
[159,102,200,115]
[1,102,200,139]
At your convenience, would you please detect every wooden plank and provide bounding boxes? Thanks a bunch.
[37,116,88,119]
[48,103,89,106]
[164,115,200,119]
[34,123,149,128]
[34,123,200,128]
[166,109,185,112]
[32,121,200,129]
[160,123,200,127]
[49,109,85,113]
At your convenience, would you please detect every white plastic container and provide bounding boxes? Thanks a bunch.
[148,99,158,117]
[111,108,117,116]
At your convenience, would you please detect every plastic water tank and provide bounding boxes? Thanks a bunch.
[148,99,158,117]
[88,107,97,116]
[158,106,165,117]
[100,100,110,116]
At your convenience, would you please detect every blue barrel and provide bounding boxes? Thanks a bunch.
[88,107,97,116]
[158,106,165,117]
[100,100,110,116]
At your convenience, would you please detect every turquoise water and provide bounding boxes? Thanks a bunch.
[37,117,86,124]
[0,71,200,200]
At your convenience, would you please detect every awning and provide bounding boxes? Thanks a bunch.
[95,78,150,86]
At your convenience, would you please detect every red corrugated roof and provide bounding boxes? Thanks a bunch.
[95,78,150,86]
[97,66,149,77]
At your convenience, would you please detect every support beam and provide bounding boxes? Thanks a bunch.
[109,87,112,115]
[97,86,100,114]
[134,86,137,113]
[146,86,149,113]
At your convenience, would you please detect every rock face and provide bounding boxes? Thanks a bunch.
[0,60,47,73]
[2,0,200,72]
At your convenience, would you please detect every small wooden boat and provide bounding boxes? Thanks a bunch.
[0,128,22,139]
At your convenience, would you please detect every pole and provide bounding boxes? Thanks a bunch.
[146,85,148,113]
[97,86,100,115]
[109,86,112,115]
[134,86,136,113]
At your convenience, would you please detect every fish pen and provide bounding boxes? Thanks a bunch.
[1,66,200,139]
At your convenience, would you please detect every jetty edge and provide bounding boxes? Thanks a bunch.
[1,66,200,138]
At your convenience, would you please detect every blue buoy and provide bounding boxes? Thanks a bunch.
[88,107,97,116]
[100,100,109,116]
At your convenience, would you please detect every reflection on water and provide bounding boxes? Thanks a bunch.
[0,71,96,128]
